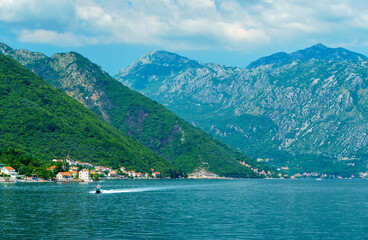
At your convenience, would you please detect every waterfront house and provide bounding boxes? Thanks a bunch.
[152,172,161,178]
[1,167,18,179]
[57,172,72,182]
[120,167,127,173]
[128,171,136,177]
[79,169,91,182]
[108,170,118,178]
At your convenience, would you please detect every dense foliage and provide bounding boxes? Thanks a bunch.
[0,43,275,177]
[0,54,172,173]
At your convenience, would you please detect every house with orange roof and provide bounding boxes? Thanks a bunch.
[1,166,18,178]
[127,171,136,177]
[52,159,64,162]
[56,172,72,182]
[79,169,91,182]
[69,166,78,171]
[68,170,78,178]
[108,170,118,178]
[47,166,57,171]
[152,172,161,178]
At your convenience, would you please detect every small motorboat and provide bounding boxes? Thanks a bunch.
[95,184,102,194]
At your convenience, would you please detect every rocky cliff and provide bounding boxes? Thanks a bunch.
[0,43,274,177]
[115,44,368,175]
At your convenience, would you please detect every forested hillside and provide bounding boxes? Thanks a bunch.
[0,43,274,177]
[0,53,172,173]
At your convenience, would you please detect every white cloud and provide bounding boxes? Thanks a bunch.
[18,29,99,46]
[1,0,368,50]
[0,0,75,28]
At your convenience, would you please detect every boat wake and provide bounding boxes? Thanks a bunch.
[89,186,179,194]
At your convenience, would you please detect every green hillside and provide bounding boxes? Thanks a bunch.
[0,43,275,178]
[0,53,172,173]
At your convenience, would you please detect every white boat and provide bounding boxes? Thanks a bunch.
[95,184,102,194]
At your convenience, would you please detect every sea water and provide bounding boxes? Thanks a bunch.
[0,179,367,239]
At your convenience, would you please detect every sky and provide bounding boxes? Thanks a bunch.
[1,0,368,75]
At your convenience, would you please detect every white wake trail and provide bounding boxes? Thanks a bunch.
[89,186,179,194]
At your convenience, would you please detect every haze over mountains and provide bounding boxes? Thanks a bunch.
[115,44,368,175]
[0,43,273,178]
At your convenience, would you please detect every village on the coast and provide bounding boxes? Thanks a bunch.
[0,156,161,182]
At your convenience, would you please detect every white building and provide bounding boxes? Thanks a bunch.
[56,172,72,182]
[79,169,91,182]
[152,172,161,178]
[128,171,136,177]
[1,167,18,179]
[108,170,118,178]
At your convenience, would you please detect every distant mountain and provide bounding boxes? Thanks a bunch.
[0,43,273,177]
[247,44,368,69]
[0,53,171,173]
[115,44,368,176]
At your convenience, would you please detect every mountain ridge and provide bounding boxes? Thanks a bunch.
[115,44,368,175]
[247,43,368,69]
[0,53,172,173]
[0,43,274,178]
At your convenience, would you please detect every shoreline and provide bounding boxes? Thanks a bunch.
[1,177,366,183]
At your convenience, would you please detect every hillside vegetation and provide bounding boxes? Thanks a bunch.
[0,53,172,173]
[0,43,274,177]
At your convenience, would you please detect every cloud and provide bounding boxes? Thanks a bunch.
[1,0,368,50]
[17,29,99,46]
[0,0,76,30]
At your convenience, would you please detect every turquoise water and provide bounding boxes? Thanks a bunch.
[0,179,367,239]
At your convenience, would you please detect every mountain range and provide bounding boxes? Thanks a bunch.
[115,44,368,176]
[0,43,273,178]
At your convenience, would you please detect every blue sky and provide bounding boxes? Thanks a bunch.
[1,0,368,75]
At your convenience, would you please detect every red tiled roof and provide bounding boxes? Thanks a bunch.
[5,167,15,171]
[59,172,71,176]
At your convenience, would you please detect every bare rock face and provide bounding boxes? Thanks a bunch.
[1,43,273,178]
[115,44,368,174]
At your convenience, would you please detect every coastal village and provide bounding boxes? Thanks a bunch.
[1,156,365,182]
[0,156,161,182]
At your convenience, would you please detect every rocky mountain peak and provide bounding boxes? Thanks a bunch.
[138,50,191,65]
[248,43,367,69]
[309,43,328,49]
[116,44,368,175]
[115,50,202,84]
